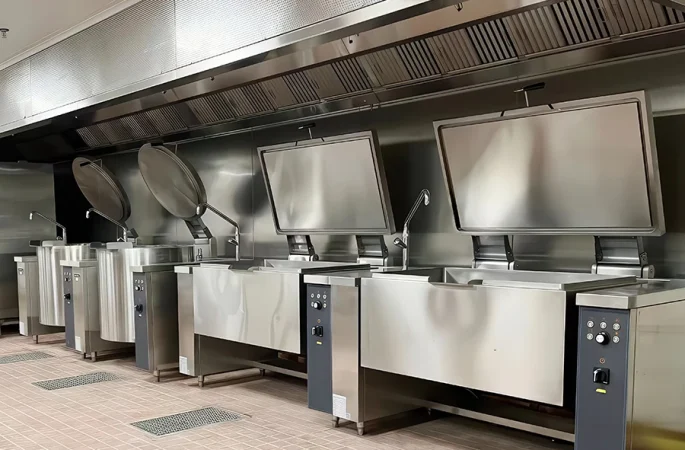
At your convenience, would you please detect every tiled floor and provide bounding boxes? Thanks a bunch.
[0,332,573,450]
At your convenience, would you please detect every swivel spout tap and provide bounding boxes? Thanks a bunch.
[85,208,137,242]
[29,211,67,243]
[394,189,430,270]
[196,203,240,261]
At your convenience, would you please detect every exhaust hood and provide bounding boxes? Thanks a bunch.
[2,0,685,160]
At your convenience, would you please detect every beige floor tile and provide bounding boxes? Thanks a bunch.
[0,333,573,450]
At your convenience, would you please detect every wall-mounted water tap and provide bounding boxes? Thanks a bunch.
[196,203,240,261]
[30,211,67,243]
[86,208,138,242]
[394,189,430,270]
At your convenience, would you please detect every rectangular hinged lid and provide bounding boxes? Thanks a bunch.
[258,131,394,235]
[434,91,664,236]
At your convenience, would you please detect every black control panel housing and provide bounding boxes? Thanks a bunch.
[306,284,332,414]
[575,307,630,450]
[133,274,149,370]
[63,267,75,350]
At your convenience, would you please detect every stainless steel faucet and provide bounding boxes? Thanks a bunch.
[29,211,67,243]
[394,189,430,270]
[196,203,240,261]
[86,208,138,242]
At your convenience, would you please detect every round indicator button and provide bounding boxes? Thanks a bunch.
[613,323,621,331]
[586,333,593,341]
[600,322,607,329]
[587,320,595,328]
[613,336,620,344]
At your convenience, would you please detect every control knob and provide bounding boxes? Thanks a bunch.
[311,301,322,310]
[595,332,609,345]
[63,293,71,300]
[134,304,143,313]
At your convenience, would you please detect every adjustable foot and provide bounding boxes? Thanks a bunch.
[198,375,205,388]
[153,370,160,383]
[259,369,266,377]
[332,416,339,428]
[90,352,97,362]
[33,335,39,344]
[357,422,365,436]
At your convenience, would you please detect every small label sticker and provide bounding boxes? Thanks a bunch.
[74,336,82,352]
[333,394,350,420]
[19,321,25,336]
[179,356,188,374]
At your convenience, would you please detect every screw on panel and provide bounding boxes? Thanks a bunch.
[0,28,8,38]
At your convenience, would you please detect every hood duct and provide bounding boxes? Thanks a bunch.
[4,0,685,157]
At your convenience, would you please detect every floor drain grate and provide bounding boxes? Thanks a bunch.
[33,372,119,390]
[131,407,242,436]
[0,351,52,365]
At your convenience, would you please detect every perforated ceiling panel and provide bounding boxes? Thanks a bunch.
[175,0,384,67]
[0,60,30,126]
[29,0,176,115]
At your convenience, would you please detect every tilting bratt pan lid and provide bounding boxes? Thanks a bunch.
[137,143,207,220]
[72,157,131,223]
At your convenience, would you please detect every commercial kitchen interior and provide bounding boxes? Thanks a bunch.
[2,0,685,449]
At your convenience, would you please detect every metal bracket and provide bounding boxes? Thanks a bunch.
[355,235,389,266]
[287,235,318,261]
[184,217,213,240]
[593,236,654,278]
[471,235,516,270]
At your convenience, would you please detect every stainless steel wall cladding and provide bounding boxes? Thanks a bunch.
[174,0,384,67]
[0,61,30,126]
[29,0,176,116]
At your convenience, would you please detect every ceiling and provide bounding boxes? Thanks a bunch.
[0,0,140,69]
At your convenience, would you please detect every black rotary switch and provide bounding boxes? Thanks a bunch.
[311,301,323,310]
[593,367,610,385]
[63,293,71,300]
[595,332,610,345]
[135,304,143,313]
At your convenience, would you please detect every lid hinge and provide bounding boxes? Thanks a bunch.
[356,235,389,267]
[593,236,653,278]
[472,235,517,270]
[287,235,318,261]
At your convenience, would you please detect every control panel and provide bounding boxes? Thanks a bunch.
[306,284,332,414]
[63,267,75,350]
[576,307,630,450]
[133,274,150,371]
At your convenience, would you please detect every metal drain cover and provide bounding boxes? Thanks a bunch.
[0,351,52,365]
[131,407,242,436]
[33,372,119,390]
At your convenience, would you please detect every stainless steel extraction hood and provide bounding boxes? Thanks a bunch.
[3,0,685,160]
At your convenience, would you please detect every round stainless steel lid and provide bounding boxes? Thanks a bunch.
[72,157,131,222]
[138,143,207,220]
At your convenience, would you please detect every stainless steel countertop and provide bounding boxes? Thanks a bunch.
[133,258,242,273]
[372,267,636,291]
[304,266,434,286]
[260,259,370,274]
[60,260,97,268]
[576,279,685,309]
[14,255,37,263]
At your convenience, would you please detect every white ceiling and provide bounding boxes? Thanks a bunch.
[0,0,141,69]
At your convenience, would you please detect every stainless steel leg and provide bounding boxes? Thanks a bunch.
[357,422,365,436]
[90,352,97,362]
[153,370,160,383]
[33,335,38,344]
[332,417,340,428]
[82,353,87,360]
[259,369,266,377]
[198,375,205,388]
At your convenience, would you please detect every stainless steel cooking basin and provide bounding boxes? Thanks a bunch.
[96,243,193,343]
[31,240,95,326]
[361,268,635,406]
